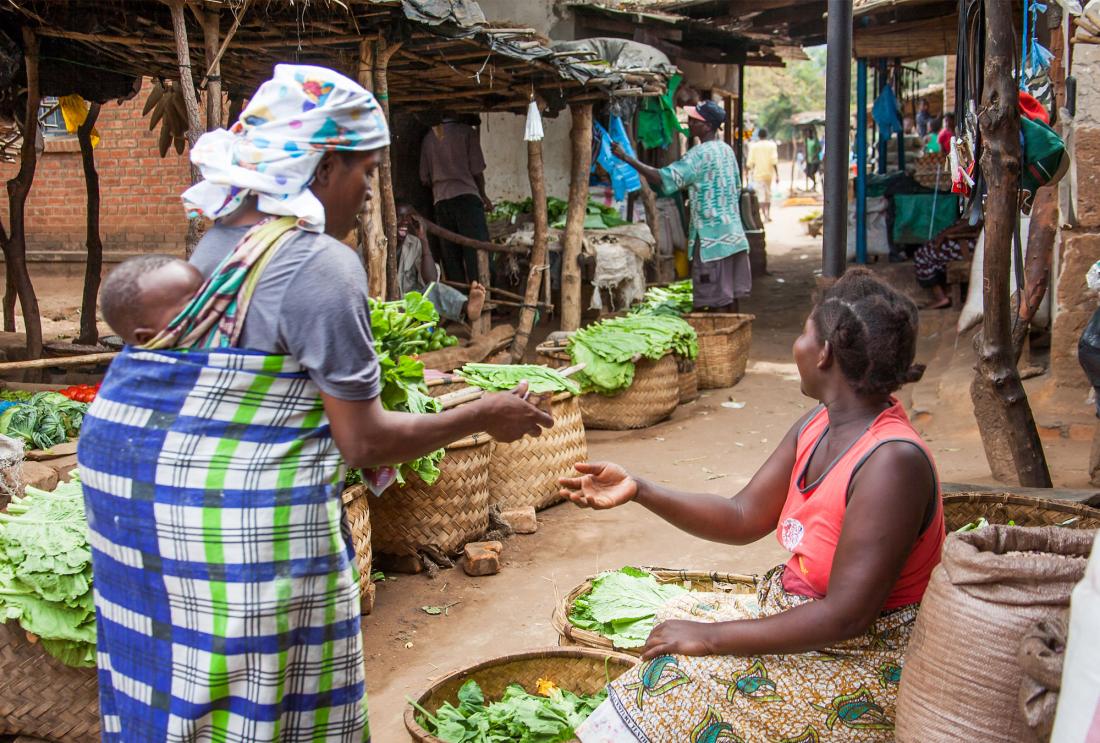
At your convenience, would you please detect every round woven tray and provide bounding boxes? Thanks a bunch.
[342,484,374,615]
[371,433,494,558]
[405,646,637,743]
[0,621,100,742]
[942,491,1100,532]
[536,343,680,430]
[489,392,587,512]
[684,313,754,390]
[551,568,760,655]
[676,357,699,404]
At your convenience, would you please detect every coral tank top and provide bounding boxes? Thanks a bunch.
[776,400,945,610]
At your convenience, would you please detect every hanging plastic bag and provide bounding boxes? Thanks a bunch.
[594,117,641,202]
[59,94,100,147]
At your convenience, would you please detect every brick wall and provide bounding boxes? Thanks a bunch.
[0,79,192,261]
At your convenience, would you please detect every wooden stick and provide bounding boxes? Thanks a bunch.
[0,352,118,372]
[510,138,550,363]
[375,36,403,300]
[357,39,387,299]
[166,0,204,146]
[438,362,586,409]
[417,215,529,255]
[77,103,103,347]
[561,103,592,332]
[442,280,524,303]
[199,0,249,89]
[969,2,1051,488]
[201,1,222,130]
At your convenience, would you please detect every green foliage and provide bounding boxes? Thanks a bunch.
[0,392,88,451]
[489,198,627,231]
[569,315,698,395]
[630,280,694,317]
[568,567,688,650]
[414,679,606,743]
[458,364,581,397]
[0,476,96,667]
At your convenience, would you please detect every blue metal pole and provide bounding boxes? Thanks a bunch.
[895,58,905,172]
[856,59,868,265]
[877,60,888,174]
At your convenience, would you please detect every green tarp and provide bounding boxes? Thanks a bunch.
[892,193,960,245]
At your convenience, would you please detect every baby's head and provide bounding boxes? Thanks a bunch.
[100,254,203,346]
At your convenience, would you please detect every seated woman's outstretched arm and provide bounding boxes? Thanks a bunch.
[640,440,935,660]
[558,413,809,546]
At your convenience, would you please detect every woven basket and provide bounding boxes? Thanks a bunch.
[535,343,679,430]
[342,484,375,615]
[942,491,1100,532]
[676,357,699,404]
[371,433,493,559]
[684,313,754,390]
[552,568,759,655]
[405,647,637,743]
[489,392,587,512]
[0,621,100,742]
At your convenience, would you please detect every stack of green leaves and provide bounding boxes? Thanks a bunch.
[630,279,694,317]
[0,475,95,667]
[489,197,628,231]
[414,679,606,743]
[0,392,88,451]
[458,364,581,397]
[568,567,689,650]
[568,314,698,395]
[364,290,460,485]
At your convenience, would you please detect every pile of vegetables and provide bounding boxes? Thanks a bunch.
[0,392,88,451]
[568,567,688,650]
[413,678,606,743]
[458,364,581,396]
[568,314,698,395]
[630,280,694,317]
[489,197,627,231]
[0,474,95,667]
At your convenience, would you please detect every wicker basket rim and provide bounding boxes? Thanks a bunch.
[693,321,754,337]
[403,646,638,742]
[550,568,759,653]
[445,431,494,450]
[683,312,758,321]
[943,491,1100,521]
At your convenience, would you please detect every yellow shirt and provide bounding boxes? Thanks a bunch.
[747,139,779,182]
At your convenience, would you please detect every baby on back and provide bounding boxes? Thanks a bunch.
[99,255,203,346]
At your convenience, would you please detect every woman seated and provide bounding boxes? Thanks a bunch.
[913,218,982,309]
[562,269,944,742]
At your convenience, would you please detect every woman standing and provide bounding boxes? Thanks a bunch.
[612,100,749,312]
[78,66,551,742]
[563,269,943,742]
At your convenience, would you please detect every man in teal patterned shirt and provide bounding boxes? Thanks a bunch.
[613,100,749,311]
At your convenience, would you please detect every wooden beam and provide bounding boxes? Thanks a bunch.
[561,103,592,332]
[201,1,222,130]
[357,39,386,299]
[4,28,43,358]
[969,1,1051,488]
[167,0,205,258]
[77,103,103,347]
[374,36,402,300]
[511,139,549,362]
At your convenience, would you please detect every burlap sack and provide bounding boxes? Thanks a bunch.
[896,526,1094,743]
[1018,614,1068,742]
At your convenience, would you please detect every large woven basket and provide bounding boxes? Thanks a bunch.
[489,392,587,512]
[405,646,637,743]
[942,491,1100,532]
[552,568,759,655]
[677,357,699,404]
[0,621,100,742]
[371,433,493,559]
[536,343,680,430]
[342,484,374,615]
[684,313,754,389]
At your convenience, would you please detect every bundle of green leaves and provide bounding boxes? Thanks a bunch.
[458,364,581,397]
[414,679,606,743]
[370,289,459,358]
[0,392,88,451]
[568,315,698,395]
[490,198,627,231]
[630,279,694,317]
[0,475,95,667]
[568,567,689,650]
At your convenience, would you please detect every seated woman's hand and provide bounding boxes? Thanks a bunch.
[557,462,638,509]
[641,619,715,660]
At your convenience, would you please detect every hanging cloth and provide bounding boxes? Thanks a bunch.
[637,73,688,150]
[1021,0,1056,110]
[59,95,100,147]
[524,99,544,142]
[872,83,904,139]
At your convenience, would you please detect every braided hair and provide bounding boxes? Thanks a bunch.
[812,268,926,396]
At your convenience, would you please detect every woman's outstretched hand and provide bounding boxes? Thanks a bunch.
[641,620,714,660]
[557,462,638,509]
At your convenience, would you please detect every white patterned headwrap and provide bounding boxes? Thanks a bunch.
[182,64,390,233]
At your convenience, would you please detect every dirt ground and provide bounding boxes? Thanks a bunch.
[6,190,1096,740]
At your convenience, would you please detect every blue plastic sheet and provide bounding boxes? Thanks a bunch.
[594,116,641,201]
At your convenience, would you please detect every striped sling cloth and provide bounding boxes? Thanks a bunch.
[77,218,370,741]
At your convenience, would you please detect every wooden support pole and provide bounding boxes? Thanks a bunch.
[167,0,205,257]
[0,351,117,372]
[1013,184,1057,357]
[969,3,1051,488]
[201,2,222,131]
[4,28,44,358]
[357,40,386,298]
[77,103,103,347]
[511,139,549,362]
[561,104,592,332]
[374,37,402,300]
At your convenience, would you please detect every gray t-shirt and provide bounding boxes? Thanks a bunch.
[190,224,380,401]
